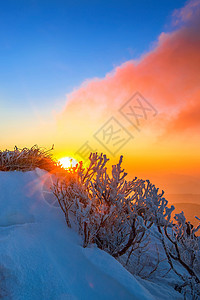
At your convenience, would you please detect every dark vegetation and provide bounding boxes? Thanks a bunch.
[0,145,60,172]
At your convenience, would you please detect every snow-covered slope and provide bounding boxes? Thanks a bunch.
[0,169,153,300]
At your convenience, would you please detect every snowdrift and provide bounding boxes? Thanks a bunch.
[0,169,153,300]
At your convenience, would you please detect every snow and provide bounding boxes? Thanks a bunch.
[0,169,154,299]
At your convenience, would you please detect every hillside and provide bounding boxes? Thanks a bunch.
[0,168,199,299]
[0,169,153,300]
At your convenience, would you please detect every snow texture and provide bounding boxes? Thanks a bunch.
[0,169,154,300]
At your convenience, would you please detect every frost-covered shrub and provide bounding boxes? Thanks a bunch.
[53,153,154,253]
[0,145,59,172]
[156,205,200,297]
[53,153,174,254]
[53,152,200,297]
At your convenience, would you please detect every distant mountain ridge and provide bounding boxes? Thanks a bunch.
[172,202,200,230]
[167,194,200,205]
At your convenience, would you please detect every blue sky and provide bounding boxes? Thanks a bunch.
[1,0,200,196]
[0,0,186,114]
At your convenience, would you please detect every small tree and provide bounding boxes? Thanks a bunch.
[53,153,152,253]
[156,206,200,297]
[53,152,200,297]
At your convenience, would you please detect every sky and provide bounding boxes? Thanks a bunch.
[1,0,200,196]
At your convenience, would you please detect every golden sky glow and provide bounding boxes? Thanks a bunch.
[54,1,200,195]
[1,1,200,197]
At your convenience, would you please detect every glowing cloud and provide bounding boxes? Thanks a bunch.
[56,0,200,188]
[59,0,200,144]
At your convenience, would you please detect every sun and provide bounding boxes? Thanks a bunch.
[58,156,78,169]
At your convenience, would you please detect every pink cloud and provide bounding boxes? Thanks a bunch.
[166,92,200,133]
[59,0,200,139]
[172,0,200,25]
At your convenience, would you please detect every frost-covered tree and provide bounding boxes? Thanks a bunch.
[155,204,200,297]
[53,152,200,298]
[53,153,152,252]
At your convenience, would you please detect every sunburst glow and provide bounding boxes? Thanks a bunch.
[58,157,77,169]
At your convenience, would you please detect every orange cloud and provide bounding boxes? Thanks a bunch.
[167,94,200,133]
[59,0,200,144]
[55,0,200,197]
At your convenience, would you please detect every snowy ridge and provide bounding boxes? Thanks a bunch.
[0,169,153,300]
